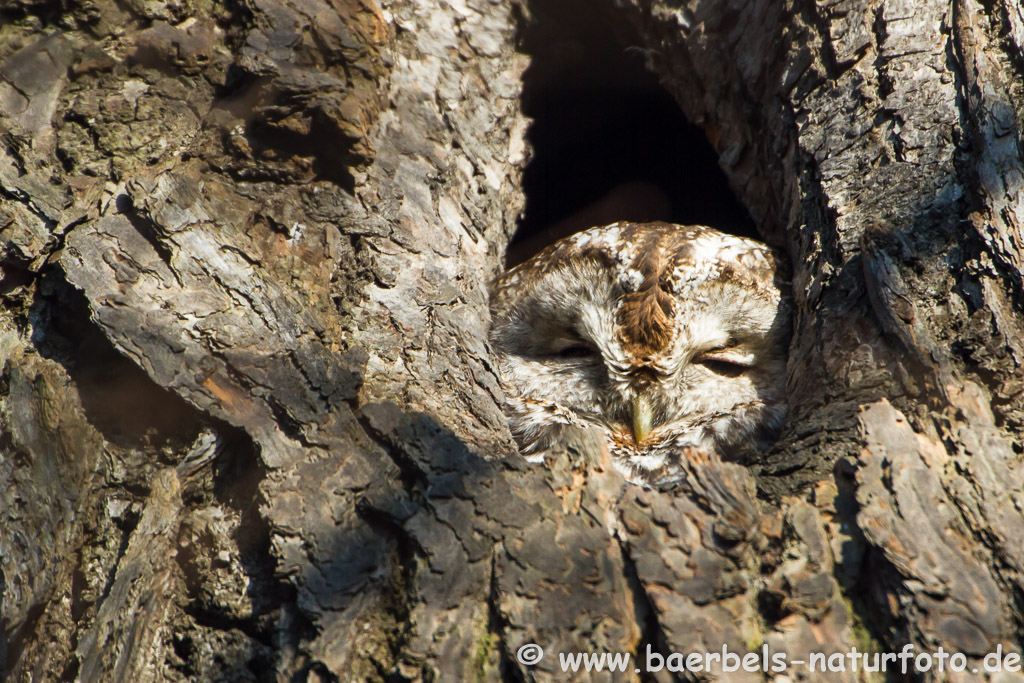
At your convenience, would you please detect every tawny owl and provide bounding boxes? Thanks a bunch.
[489,222,790,486]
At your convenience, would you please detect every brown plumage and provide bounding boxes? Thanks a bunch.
[490,222,791,486]
[618,246,676,355]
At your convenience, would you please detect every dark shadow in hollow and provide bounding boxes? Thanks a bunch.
[30,269,204,451]
[512,0,757,265]
[24,269,306,680]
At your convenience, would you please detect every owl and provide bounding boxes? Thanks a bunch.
[489,222,790,487]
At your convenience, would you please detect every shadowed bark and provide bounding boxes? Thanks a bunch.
[1,0,1023,681]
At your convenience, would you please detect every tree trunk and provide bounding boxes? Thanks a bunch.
[1,0,1022,680]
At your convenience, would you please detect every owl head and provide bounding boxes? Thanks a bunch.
[489,222,791,486]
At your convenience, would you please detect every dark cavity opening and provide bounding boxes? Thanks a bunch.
[30,270,204,450]
[511,0,756,265]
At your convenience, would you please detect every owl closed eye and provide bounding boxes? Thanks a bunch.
[489,222,791,486]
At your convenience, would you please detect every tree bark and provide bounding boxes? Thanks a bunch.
[1,0,1023,681]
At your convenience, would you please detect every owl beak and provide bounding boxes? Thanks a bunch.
[631,396,653,444]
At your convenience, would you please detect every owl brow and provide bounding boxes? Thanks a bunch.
[551,331,591,348]
[691,334,736,352]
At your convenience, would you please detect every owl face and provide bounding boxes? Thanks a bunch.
[489,222,790,486]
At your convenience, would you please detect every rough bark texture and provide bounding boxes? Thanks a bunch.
[1,0,1023,681]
